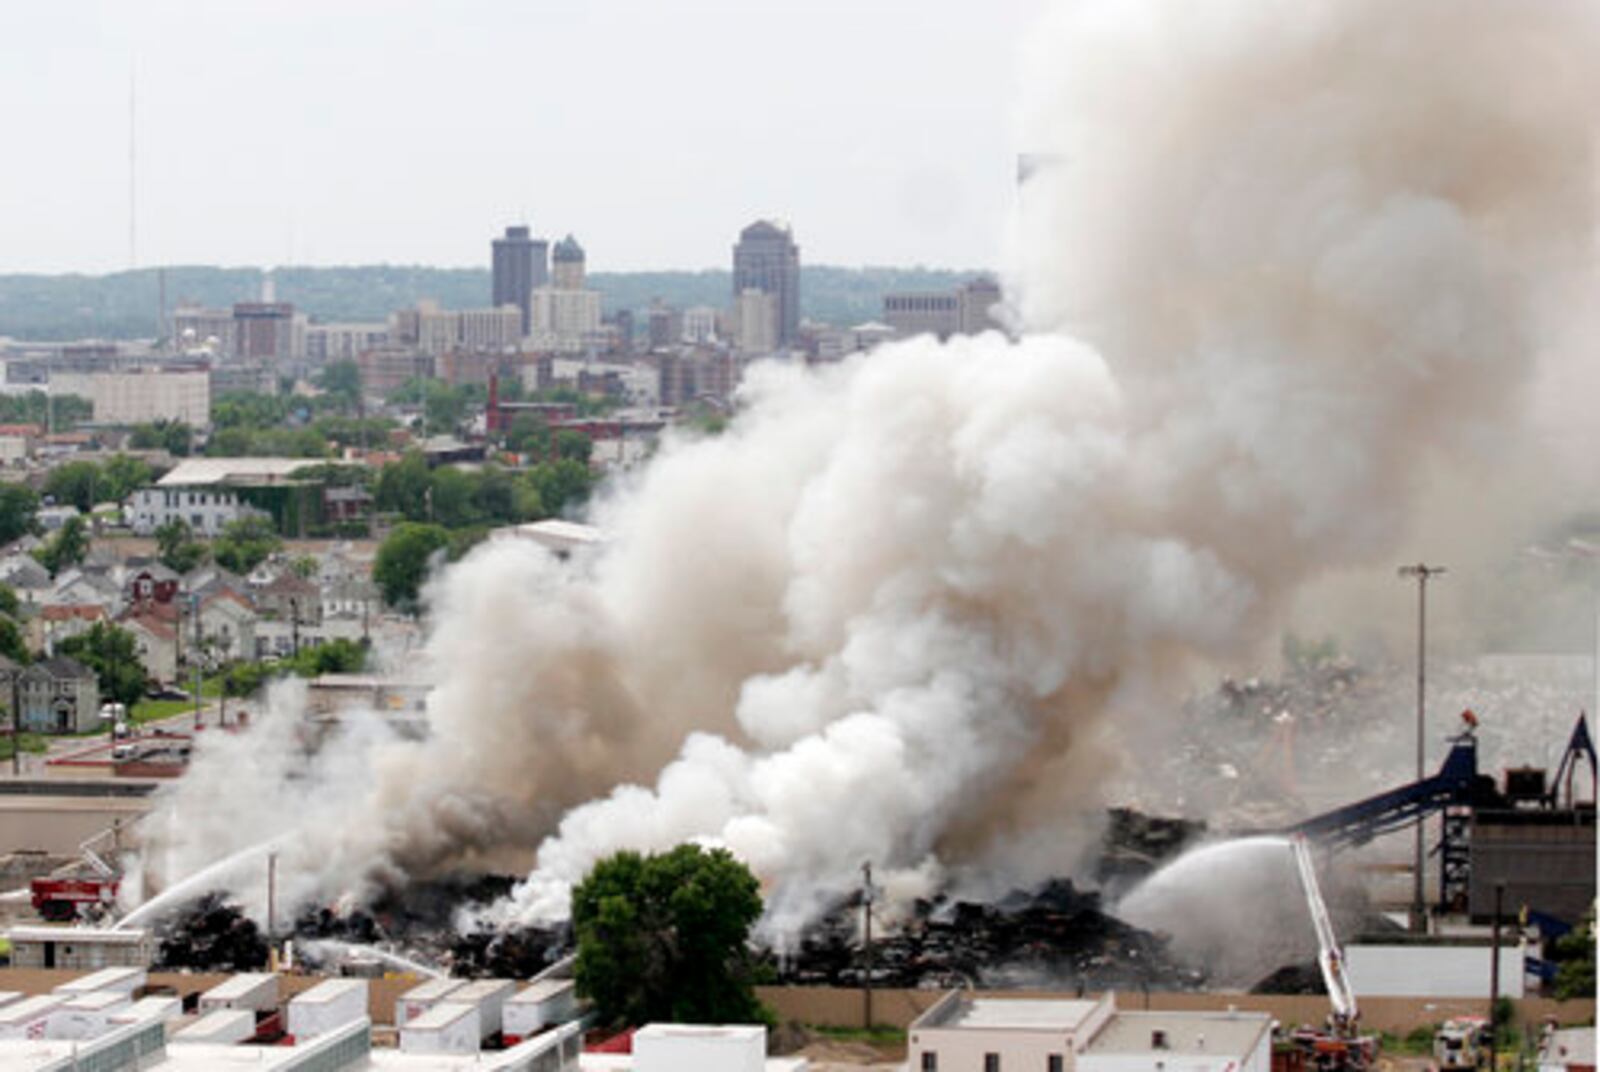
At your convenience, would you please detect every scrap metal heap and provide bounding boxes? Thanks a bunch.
[770,877,1204,990]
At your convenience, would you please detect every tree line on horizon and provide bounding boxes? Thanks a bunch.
[0,264,990,341]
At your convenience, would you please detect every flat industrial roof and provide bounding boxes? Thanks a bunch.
[156,457,322,487]
[406,1000,478,1031]
[201,972,277,1001]
[1085,1010,1272,1057]
[509,978,574,1003]
[940,998,1102,1032]
[400,977,465,1002]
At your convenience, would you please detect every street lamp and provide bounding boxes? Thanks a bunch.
[1398,562,1445,934]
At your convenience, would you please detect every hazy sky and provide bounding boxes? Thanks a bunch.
[1,0,1047,275]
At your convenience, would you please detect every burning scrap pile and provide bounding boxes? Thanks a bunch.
[1095,807,1206,895]
[155,894,268,973]
[774,878,1202,991]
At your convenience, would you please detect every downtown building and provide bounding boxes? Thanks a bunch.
[732,220,800,347]
[492,224,550,335]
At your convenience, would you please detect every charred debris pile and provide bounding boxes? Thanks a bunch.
[147,807,1206,984]
[771,877,1203,991]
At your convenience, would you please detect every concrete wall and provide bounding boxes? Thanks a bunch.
[754,987,1597,1037]
[0,794,149,855]
[1347,943,1524,998]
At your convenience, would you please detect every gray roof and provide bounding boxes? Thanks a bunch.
[552,234,585,262]
[35,656,93,681]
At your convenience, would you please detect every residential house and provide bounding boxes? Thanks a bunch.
[0,554,53,606]
[199,590,258,664]
[321,576,377,624]
[121,561,180,608]
[251,570,321,627]
[48,567,122,616]
[16,656,100,733]
[36,604,106,654]
[182,564,249,605]
[119,606,178,685]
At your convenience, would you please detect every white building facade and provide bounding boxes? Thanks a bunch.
[52,368,211,427]
[129,487,269,537]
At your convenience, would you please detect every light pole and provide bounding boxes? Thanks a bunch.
[1398,562,1445,934]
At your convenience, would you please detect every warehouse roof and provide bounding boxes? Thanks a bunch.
[156,457,322,487]
[1084,1010,1272,1057]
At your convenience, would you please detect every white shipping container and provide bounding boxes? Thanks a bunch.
[400,1000,481,1055]
[0,995,67,1041]
[49,989,131,1040]
[451,978,514,1038]
[395,977,466,1027]
[200,972,280,1013]
[109,995,183,1029]
[1347,943,1524,998]
[53,966,147,996]
[286,977,368,1039]
[173,1008,257,1045]
[503,979,578,1042]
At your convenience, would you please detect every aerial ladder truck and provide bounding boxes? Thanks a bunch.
[1286,834,1379,1071]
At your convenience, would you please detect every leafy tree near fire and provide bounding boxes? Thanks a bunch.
[573,844,769,1030]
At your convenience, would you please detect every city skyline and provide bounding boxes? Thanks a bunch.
[0,0,1047,276]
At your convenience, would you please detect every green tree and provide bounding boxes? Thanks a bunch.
[155,519,208,574]
[59,622,145,707]
[0,616,28,665]
[375,451,432,521]
[573,845,767,1030]
[426,467,477,528]
[1553,908,1595,1000]
[212,516,282,575]
[289,638,367,676]
[99,454,153,503]
[0,485,39,545]
[34,515,89,577]
[317,360,362,412]
[373,522,450,612]
[555,429,593,464]
[43,461,101,512]
[0,583,19,620]
[129,419,193,456]
[529,459,596,518]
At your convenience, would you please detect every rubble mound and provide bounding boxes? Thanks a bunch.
[1250,961,1326,995]
[1097,807,1206,894]
[773,878,1204,991]
[155,894,268,972]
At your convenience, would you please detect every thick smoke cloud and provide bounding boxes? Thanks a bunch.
[139,0,1597,933]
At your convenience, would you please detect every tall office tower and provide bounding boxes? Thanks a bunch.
[732,220,800,346]
[492,224,549,335]
[551,234,586,289]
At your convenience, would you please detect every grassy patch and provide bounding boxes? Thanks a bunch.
[0,733,49,760]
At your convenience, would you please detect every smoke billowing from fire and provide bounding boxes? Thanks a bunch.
[141,0,1598,932]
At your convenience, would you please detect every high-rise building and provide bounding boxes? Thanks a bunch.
[732,289,778,355]
[233,302,301,362]
[492,224,549,336]
[732,220,800,346]
[551,234,586,290]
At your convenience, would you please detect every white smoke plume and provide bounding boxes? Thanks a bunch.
[139,0,1597,935]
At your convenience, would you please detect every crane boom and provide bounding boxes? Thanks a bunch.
[1290,833,1359,1027]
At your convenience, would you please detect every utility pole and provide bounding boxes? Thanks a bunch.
[1488,882,1504,1070]
[266,851,278,969]
[1398,563,1445,934]
[191,593,203,730]
[861,861,873,1030]
[9,668,19,777]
